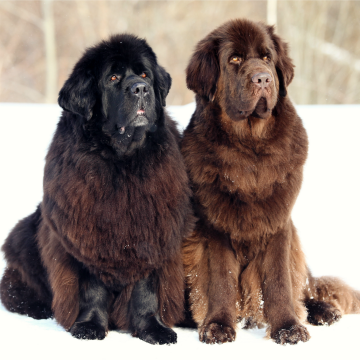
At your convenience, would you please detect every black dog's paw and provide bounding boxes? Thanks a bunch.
[135,319,177,345]
[28,304,53,320]
[199,322,236,344]
[70,321,106,340]
[272,323,310,345]
[306,300,342,326]
[12,301,53,320]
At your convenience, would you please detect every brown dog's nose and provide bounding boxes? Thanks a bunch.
[251,72,272,88]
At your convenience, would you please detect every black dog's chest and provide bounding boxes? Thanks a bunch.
[48,156,181,283]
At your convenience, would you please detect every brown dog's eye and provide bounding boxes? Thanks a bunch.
[263,56,270,61]
[230,56,242,64]
[140,72,147,78]
[110,75,117,81]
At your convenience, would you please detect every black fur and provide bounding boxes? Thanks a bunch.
[70,270,110,340]
[1,34,194,344]
[129,272,177,344]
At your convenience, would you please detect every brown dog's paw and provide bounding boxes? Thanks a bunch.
[306,300,342,326]
[199,322,236,344]
[272,323,310,345]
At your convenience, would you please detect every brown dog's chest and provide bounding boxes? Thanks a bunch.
[191,141,300,243]
[218,154,289,199]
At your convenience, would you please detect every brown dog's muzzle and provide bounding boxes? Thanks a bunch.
[219,59,277,121]
[251,72,272,89]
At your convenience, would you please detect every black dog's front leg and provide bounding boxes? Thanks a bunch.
[70,270,110,340]
[129,272,177,345]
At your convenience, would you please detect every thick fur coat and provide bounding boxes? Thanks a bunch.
[1,34,194,344]
[181,19,360,345]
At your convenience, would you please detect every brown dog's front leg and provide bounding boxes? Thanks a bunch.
[262,226,310,345]
[199,236,240,344]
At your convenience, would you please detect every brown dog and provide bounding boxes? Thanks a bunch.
[181,19,360,345]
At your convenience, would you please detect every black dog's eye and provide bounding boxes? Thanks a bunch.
[140,72,147,78]
[230,56,242,65]
[110,75,118,81]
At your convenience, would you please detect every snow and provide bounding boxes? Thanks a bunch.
[0,102,359,359]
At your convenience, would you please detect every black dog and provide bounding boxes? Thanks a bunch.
[0,34,194,344]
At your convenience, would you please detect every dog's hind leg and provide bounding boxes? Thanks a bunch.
[0,267,52,319]
[304,273,360,326]
[0,206,52,319]
[305,298,342,326]
[128,271,177,345]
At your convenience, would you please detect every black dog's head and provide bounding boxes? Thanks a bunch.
[186,19,294,121]
[58,34,171,153]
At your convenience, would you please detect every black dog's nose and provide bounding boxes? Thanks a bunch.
[251,72,272,88]
[130,82,149,97]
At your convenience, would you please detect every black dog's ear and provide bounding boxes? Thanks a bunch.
[155,65,172,107]
[268,26,295,97]
[58,64,96,120]
[186,34,220,100]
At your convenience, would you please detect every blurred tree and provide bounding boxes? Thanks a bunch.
[277,0,360,104]
[42,0,57,103]
[0,1,44,102]
[267,0,277,26]
[0,0,358,105]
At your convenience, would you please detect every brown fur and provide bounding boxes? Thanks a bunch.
[182,19,360,345]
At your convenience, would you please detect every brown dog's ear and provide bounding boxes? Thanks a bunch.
[268,26,295,97]
[186,34,220,100]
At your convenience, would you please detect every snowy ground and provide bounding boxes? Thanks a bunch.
[0,102,359,360]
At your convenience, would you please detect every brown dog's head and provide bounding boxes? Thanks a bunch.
[186,19,294,121]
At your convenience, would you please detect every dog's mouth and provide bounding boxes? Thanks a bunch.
[118,109,149,135]
[132,108,149,126]
[236,97,272,121]
[251,97,271,118]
